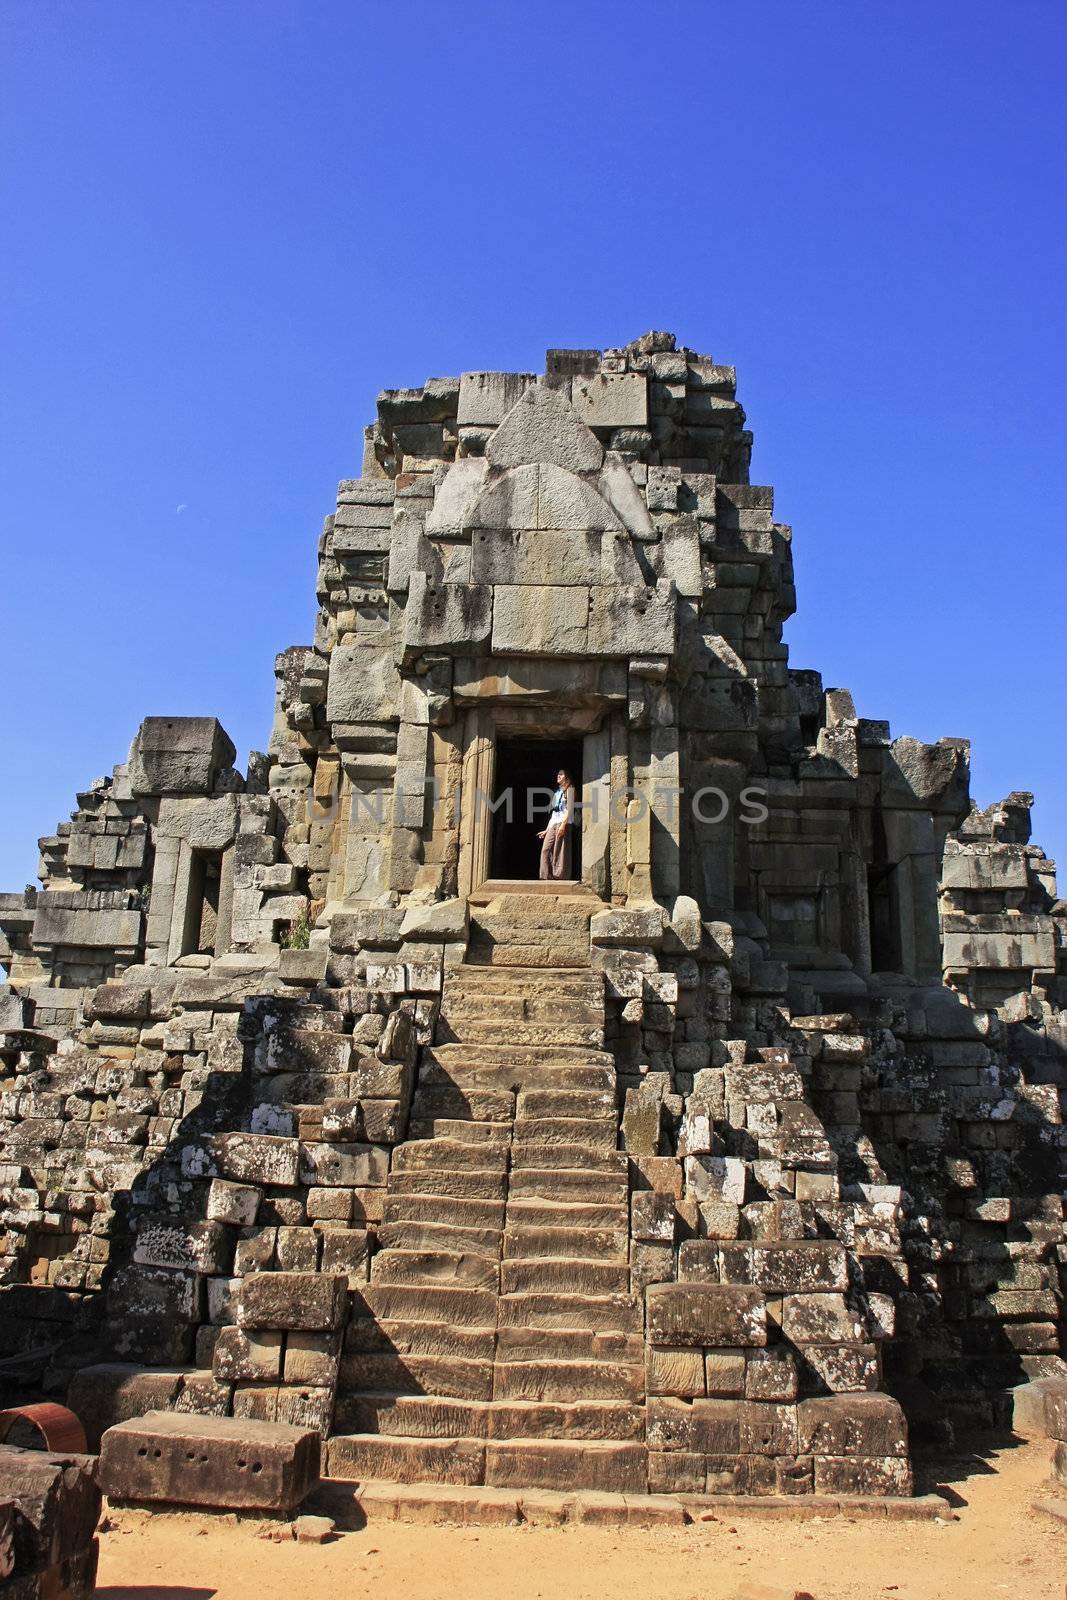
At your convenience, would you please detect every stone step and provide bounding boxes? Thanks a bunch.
[327,1433,486,1486]
[442,1021,604,1048]
[338,1392,492,1439]
[386,1169,507,1200]
[424,1042,614,1081]
[465,917,594,942]
[408,1089,515,1127]
[483,1438,647,1493]
[466,942,590,970]
[494,1359,643,1404]
[502,1224,628,1261]
[376,1221,504,1259]
[357,1282,498,1326]
[507,1167,628,1203]
[405,1117,512,1146]
[516,1088,617,1120]
[505,1198,628,1230]
[345,1317,497,1362]
[370,1249,500,1291]
[422,1063,613,1097]
[498,1292,643,1333]
[487,1399,645,1442]
[383,1195,506,1230]
[445,968,603,999]
[500,1257,631,1297]
[468,896,597,921]
[392,1140,509,1174]
[339,1350,494,1402]
[512,1116,617,1149]
[511,1143,626,1173]
[496,1325,643,1365]
[465,919,595,942]
[334,1393,643,1444]
[441,996,603,1026]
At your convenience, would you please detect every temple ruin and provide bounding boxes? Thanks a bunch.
[0,331,1063,1511]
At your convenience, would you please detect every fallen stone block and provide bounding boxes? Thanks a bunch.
[0,1447,101,1575]
[0,1541,98,1600]
[293,1513,335,1543]
[98,1410,319,1510]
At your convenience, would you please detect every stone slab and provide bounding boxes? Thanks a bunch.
[98,1410,319,1510]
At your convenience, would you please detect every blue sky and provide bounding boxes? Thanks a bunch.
[1,1,1064,890]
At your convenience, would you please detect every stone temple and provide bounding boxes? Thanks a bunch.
[0,332,1064,1509]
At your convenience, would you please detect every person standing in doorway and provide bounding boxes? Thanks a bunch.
[538,767,575,881]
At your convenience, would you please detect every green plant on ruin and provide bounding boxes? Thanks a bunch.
[282,909,311,950]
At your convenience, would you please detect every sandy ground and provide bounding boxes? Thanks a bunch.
[95,1438,1066,1600]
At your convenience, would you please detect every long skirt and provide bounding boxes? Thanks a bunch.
[539,818,572,881]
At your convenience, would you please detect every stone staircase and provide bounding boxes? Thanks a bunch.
[465,890,596,968]
[329,962,648,1492]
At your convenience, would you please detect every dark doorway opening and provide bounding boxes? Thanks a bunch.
[490,735,583,881]
[181,849,223,957]
[866,806,901,973]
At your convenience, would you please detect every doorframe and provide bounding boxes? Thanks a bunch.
[457,705,613,899]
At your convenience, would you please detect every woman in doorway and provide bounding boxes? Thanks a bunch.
[538,768,576,881]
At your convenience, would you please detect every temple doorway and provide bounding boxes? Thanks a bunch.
[489,734,583,881]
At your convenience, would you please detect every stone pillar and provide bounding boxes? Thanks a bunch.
[581,726,611,897]
[457,708,495,896]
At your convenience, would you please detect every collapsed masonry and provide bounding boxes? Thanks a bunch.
[0,333,1063,1503]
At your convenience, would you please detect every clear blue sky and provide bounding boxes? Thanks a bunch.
[1,1,1064,891]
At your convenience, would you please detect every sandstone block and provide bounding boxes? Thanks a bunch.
[485,383,603,471]
[207,1179,261,1227]
[98,1411,319,1510]
[326,641,400,726]
[66,1363,184,1451]
[299,1140,389,1187]
[812,1455,912,1496]
[129,716,236,796]
[718,1241,847,1294]
[646,1345,705,1397]
[0,1446,101,1572]
[705,1350,747,1396]
[630,1190,676,1242]
[133,1217,232,1275]
[212,1327,283,1382]
[1044,1380,1067,1441]
[782,1293,865,1345]
[797,1394,908,1458]
[212,1132,300,1187]
[646,1283,767,1347]
[572,372,648,429]
[238,1272,347,1332]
